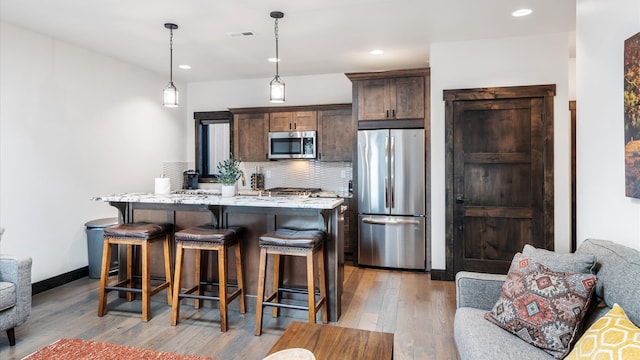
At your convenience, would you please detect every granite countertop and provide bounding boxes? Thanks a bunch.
[93,192,344,210]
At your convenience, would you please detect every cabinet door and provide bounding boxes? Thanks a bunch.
[269,112,293,131]
[356,76,425,121]
[234,113,269,161]
[392,76,425,119]
[270,111,317,131]
[318,109,354,161]
[357,79,389,121]
[292,111,317,131]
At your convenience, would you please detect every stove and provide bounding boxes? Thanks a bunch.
[265,187,322,196]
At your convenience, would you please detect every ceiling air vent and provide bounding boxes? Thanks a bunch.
[227,31,254,37]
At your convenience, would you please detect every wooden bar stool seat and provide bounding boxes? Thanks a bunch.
[254,228,328,336]
[98,222,173,322]
[171,225,245,332]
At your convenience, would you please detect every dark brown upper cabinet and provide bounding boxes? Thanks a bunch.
[232,112,269,162]
[230,104,352,162]
[346,68,429,124]
[317,107,354,161]
[270,111,317,131]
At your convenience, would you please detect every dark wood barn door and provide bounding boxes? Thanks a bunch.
[444,85,555,276]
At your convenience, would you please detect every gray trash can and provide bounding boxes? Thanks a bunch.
[85,218,118,279]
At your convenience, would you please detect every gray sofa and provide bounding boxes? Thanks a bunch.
[0,255,32,346]
[454,239,640,359]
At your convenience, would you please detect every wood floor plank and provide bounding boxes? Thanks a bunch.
[376,270,401,334]
[0,265,460,360]
[394,271,419,360]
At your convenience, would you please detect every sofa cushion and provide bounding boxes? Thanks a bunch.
[576,239,640,326]
[522,244,596,274]
[565,304,640,359]
[485,254,597,359]
[455,307,552,360]
[0,281,17,311]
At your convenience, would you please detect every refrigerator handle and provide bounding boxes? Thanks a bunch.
[385,136,389,210]
[362,217,421,225]
[390,135,395,209]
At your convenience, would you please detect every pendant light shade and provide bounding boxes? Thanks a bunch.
[270,75,285,103]
[163,23,179,107]
[163,82,178,107]
[269,11,285,103]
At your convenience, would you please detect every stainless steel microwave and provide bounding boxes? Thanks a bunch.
[268,131,316,159]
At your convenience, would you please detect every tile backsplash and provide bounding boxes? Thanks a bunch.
[162,161,194,191]
[166,160,352,194]
[239,161,352,193]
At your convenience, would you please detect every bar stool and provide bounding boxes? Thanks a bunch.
[97,222,173,322]
[254,228,328,336]
[171,225,245,332]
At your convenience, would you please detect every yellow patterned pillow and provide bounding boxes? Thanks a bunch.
[566,304,640,359]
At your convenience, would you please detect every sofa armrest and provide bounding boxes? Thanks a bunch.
[0,255,33,324]
[456,271,506,310]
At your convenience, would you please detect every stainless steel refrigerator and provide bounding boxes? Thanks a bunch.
[357,129,426,270]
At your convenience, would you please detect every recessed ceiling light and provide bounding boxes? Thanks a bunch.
[512,8,532,17]
[370,49,384,55]
[178,64,191,70]
[268,57,281,63]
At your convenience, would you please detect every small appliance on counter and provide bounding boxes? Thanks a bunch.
[182,170,199,190]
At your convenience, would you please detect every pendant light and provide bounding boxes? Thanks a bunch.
[269,11,285,103]
[163,23,179,107]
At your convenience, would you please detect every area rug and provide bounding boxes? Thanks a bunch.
[22,338,213,360]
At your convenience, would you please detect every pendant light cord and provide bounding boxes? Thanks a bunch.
[169,28,174,84]
[274,18,279,77]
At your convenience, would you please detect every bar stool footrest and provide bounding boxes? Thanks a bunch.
[104,286,142,294]
[262,301,312,311]
[178,288,243,303]
[276,287,322,297]
[104,281,169,296]
[261,288,326,312]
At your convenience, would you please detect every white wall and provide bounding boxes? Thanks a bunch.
[569,58,576,100]
[576,0,640,249]
[0,22,187,282]
[430,33,571,270]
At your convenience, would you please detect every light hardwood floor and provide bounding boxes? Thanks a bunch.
[1,265,460,359]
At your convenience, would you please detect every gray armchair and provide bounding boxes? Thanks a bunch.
[0,255,32,346]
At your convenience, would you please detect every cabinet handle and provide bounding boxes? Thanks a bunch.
[289,123,292,130]
[386,110,389,118]
[392,109,396,118]
[293,123,296,130]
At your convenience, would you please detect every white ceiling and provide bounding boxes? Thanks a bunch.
[0,0,576,83]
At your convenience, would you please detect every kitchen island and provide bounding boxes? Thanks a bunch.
[93,192,344,321]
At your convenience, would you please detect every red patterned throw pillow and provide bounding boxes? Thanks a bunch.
[485,253,597,359]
